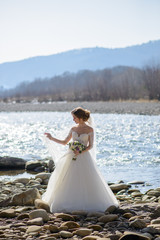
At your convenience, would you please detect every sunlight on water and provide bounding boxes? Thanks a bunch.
[0,112,160,190]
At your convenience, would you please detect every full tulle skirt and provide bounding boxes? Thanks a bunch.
[42,150,119,213]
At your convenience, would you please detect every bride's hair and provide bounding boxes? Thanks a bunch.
[71,107,90,122]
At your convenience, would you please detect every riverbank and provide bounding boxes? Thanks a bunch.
[0,101,160,115]
[0,173,160,240]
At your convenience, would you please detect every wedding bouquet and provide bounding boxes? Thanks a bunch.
[68,141,86,160]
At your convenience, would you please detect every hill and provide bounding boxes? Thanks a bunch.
[0,40,160,88]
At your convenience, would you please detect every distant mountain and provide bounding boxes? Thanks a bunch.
[0,40,160,89]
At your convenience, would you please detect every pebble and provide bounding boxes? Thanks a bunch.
[26,225,42,233]
[55,213,75,221]
[29,209,50,222]
[34,198,50,212]
[60,220,80,229]
[110,183,130,192]
[60,230,73,238]
[27,217,44,225]
[0,177,160,239]
[0,208,16,218]
[75,228,92,237]
[98,214,118,223]
[129,219,147,229]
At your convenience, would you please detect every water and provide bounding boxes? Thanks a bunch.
[0,112,159,192]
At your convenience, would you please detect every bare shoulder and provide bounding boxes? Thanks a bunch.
[87,126,94,133]
[71,126,77,131]
[70,126,77,132]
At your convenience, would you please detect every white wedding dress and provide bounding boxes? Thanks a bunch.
[42,130,119,213]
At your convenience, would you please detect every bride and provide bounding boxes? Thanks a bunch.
[42,107,119,213]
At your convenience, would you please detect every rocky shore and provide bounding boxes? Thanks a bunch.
[0,157,54,173]
[0,101,160,115]
[0,172,160,240]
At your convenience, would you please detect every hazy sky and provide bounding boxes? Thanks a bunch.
[0,0,160,63]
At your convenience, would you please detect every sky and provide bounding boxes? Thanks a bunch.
[0,0,160,64]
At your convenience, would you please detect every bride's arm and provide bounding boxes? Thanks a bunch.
[44,130,72,145]
[84,131,94,152]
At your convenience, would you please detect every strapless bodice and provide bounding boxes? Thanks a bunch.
[72,131,90,147]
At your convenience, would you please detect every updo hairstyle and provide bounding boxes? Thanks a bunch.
[71,107,90,122]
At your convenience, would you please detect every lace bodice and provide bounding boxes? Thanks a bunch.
[72,131,93,147]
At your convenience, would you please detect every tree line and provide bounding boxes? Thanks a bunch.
[0,64,160,102]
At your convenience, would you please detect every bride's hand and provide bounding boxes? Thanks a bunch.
[44,133,52,140]
[74,150,80,156]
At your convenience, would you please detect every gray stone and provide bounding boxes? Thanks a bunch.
[0,209,16,218]
[26,225,42,234]
[60,221,80,229]
[149,206,160,219]
[56,213,74,221]
[48,159,55,172]
[27,217,43,225]
[129,219,147,229]
[151,218,160,224]
[131,192,143,197]
[13,178,30,184]
[110,183,130,192]
[34,199,50,212]
[29,209,50,222]
[60,230,73,238]
[142,227,160,234]
[0,156,26,169]
[147,190,160,197]
[42,237,56,240]
[88,224,103,231]
[106,205,118,213]
[71,210,88,216]
[49,225,59,233]
[120,231,150,240]
[87,211,105,218]
[11,188,41,205]
[75,228,92,237]
[35,172,51,180]
[98,214,118,223]
[128,181,145,185]
[17,213,29,220]
[25,160,43,170]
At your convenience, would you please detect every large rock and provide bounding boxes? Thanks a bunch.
[110,183,130,192]
[25,160,43,171]
[0,156,26,169]
[11,188,41,206]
